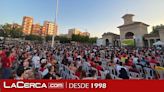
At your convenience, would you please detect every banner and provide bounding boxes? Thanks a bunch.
[0,80,164,92]
[122,39,134,46]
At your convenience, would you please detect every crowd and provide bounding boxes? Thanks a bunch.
[0,41,164,80]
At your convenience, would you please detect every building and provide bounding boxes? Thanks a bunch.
[144,28,164,47]
[59,34,68,37]
[68,28,81,38]
[68,28,90,38]
[22,16,33,35]
[43,21,58,36]
[101,14,164,47]
[102,32,120,46]
[41,26,46,36]
[82,32,90,37]
[11,23,22,29]
[118,14,149,47]
[31,23,41,35]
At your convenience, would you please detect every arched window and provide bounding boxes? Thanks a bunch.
[125,32,134,39]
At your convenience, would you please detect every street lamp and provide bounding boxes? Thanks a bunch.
[51,0,59,48]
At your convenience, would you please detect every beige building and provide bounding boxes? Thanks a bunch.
[41,26,46,36]
[68,28,81,38]
[22,16,33,35]
[118,14,149,47]
[144,28,164,47]
[11,23,22,29]
[82,32,90,37]
[68,28,90,38]
[102,14,164,47]
[31,23,41,35]
[43,21,58,36]
[102,32,120,46]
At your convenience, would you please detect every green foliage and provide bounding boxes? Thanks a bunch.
[10,28,23,38]
[151,24,164,34]
[59,36,71,43]
[45,35,52,41]
[88,37,97,44]
[25,35,43,41]
[72,34,97,44]
[0,23,23,38]
[45,34,97,44]
[45,35,70,43]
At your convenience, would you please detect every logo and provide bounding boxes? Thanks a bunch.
[3,81,47,88]
[48,83,64,89]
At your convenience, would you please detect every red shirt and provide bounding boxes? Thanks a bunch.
[40,68,46,72]
[150,59,157,64]
[96,65,103,76]
[0,50,6,58]
[127,59,133,66]
[2,56,11,68]
[75,71,81,78]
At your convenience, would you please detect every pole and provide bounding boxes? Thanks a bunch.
[51,0,59,48]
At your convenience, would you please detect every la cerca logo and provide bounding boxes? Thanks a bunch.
[3,81,64,89]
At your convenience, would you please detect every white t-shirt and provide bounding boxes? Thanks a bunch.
[133,57,138,64]
[32,55,40,69]
[114,57,120,64]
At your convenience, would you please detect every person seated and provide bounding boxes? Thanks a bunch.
[75,66,86,79]
[82,70,97,80]
[43,66,56,79]
[95,62,103,76]
[129,65,139,73]
[119,68,129,79]
[15,66,25,80]
[155,63,164,71]
[125,58,133,66]
[69,62,77,73]
[150,57,158,64]
[106,73,112,80]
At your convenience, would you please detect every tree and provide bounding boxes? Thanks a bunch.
[45,35,52,41]
[10,28,23,38]
[59,36,70,43]
[25,35,43,41]
[0,23,23,38]
[88,37,97,44]
[0,24,11,37]
[71,34,97,44]
[151,24,164,34]
[0,29,5,37]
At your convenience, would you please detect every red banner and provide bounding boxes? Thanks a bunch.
[0,80,164,92]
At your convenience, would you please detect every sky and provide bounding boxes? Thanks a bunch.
[0,0,164,38]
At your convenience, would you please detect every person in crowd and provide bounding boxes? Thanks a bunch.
[83,69,97,80]
[0,41,163,80]
[119,68,129,79]
[1,50,13,79]
[106,73,112,79]
[43,66,56,79]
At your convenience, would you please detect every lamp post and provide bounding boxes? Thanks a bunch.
[51,0,59,48]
